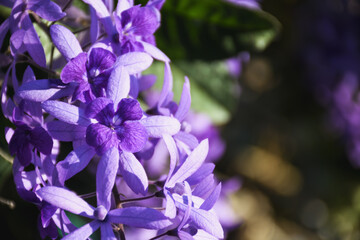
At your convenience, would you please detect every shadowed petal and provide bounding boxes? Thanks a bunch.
[50,25,82,61]
[61,53,87,84]
[100,223,116,240]
[29,0,65,21]
[140,116,180,138]
[23,16,46,67]
[108,207,172,229]
[62,220,101,240]
[47,121,86,141]
[96,147,119,211]
[163,134,178,181]
[37,186,95,218]
[30,126,53,155]
[86,97,114,124]
[167,139,209,187]
[119,151,148,195]
[88,48,116,72]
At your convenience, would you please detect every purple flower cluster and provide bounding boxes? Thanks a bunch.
[0,0,237,239]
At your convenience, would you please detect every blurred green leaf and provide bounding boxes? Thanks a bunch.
[144,62,231,125]
[154,0,281,60]
[0,148,12,191]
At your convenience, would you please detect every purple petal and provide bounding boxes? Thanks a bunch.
[36,186,95,218]
[178,231,194,240]
[29,0,66,21]
[167,139,209,187]
[85,97,114,124]
[30,126,53,155]
[186,163,215,186]
[0,18,9,49]
[86,123,118,155]
[119,151,148,195]
[10,29,25,53]
[96,147,119,211]
[42,100,91,126]
[140,116,181,138]
[192,174,215,199]
[158,62,173,109]
[138,75,157,92]
[23,17,46,67]
[60,53,87,84]
[165,192,177,218]
[100,223,116,240]
[47,121,86,141]
[118,121,147,153]
[123,6,159,35]
[87,48,116,73]
[22,66,36,83]
[175,77,191,122]
[116,52,153,75]
[200,183,221,211]
[108,207,172,229]
[116,98,143,121]
[107,65,130,107]
[17,79,74,102]
[89,7,100,43]
[174,132,199,150]
[162,134,178,180]
[50,25,82,61]
[178,181,192,230]
[62,220,101,240]
[174,196,223,239]
[115,0,132,14]
[41,203,58,228]
[140,40,170,62]
[55,145,96,185]
[82,0,114,36]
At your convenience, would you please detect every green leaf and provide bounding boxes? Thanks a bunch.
[143,62,231,125]
[0,148,12,191]
[155,0,281,60]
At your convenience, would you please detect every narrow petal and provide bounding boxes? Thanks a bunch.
[108,207,172,229]
[115,52,153,75]
[178,181,192,230]
[42,101,91,126]
[164,192,177,219]
[158,62,173,108]
[0,18,9,49]
[174,132,199,150]
[167,139,209,187]
[186,163,215,186]
[200,183,221,211]
[140,116,180,138]
[47,121,86,141]
[62,220,101,240]
[178,231,194,240]
[29,0,66,21]
[55,145,96,185]
[174,196,223,239]
[82,0,114,36]
[96,147,119,211]
[107,65,130,108]
[17,79,74,102]
[23,17,46,67]
[192,174,215,199]
[119,151,148,195]
[163,134,178,181]
[50,25,82,61]
[140,40,170,62]
[36,186,95,218]
[174,77,191,122]
[100,223,116,240]
[118,121,147,153]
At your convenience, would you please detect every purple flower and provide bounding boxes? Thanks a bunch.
[61,48,116,102]
[85,97,147,155]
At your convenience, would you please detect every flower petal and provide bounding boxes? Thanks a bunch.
[36,186,95,218]
[30,126,53,155]
[42,100,91,126]
[140,116,180,138]
[50,24,82,61]
[200,183,221,211]
[167,139,209,187]
[85,97,114,124]
[47,121,86,141]
[96,147,119,211]
[116,98,143,121]
[107,65,130,108]
[29,0,65,21]
[86,123,118,155]
[55,145,96,185]
[118,121,147,153]
[108,207,172,229]
[115,52,153,75]
[60,53,87,84]
[174,77,191,122]
[100,223,116,240]
[119,151,148,195]
[140,40,170,62]
[62,220,101,240]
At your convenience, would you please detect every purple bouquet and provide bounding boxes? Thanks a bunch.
[0,0,245,239]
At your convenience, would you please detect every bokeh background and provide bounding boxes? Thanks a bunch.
[2,0,360,239]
